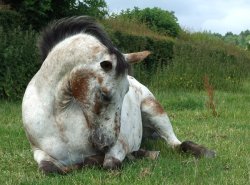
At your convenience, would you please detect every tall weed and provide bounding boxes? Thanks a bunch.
[134,31,250,92]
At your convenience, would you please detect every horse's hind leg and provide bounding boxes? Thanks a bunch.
[141,97,216,158]
[141,97,181,148]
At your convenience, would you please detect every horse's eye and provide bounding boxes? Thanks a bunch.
[100,61,112,72]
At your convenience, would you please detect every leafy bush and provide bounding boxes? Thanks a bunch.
[0,26,39,99]
[0,10,23,31]
[114,7,181,37]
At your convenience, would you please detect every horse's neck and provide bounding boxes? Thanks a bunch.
[33,55,78,113]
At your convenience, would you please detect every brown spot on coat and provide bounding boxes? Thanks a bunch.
[70,70,94,103]
[82,110,92,128]
[92,46,102,54]
[93,101,101,115]
[131,84,142,95]
[118,138,129,153]
[101,86,109,95]
[141,97,165,114]
[97,76,103,84]
[93,94,102,115]
[114,112,120,136]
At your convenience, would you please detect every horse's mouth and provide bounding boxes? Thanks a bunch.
[89,129,116,153]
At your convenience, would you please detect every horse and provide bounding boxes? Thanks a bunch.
[22,16,215,174]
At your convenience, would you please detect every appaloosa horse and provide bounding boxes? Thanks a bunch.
[22,16,215,174]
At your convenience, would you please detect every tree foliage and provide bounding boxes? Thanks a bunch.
[2,0,108,30]
[207,30,250,49]
[115,7,181,37]
[48,0,108,19]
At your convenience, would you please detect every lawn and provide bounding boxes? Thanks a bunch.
[0,82,249,185]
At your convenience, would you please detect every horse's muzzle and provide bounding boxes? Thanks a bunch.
[90,129,115,153]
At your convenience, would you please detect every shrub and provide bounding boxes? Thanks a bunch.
[1,18,250,100]
[0,26,39,100]
[114,7,181,37]
[0,10,23,31]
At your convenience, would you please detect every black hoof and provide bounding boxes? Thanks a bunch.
[83,155,105,166]
[131,149,160,160]
[39,160,66,175]
[180,140,216,158]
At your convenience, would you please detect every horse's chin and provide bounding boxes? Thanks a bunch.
[89,126,118,153]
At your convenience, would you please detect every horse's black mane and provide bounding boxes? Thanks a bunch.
[38,16,128,75]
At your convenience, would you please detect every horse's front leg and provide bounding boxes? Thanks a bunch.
[33,148,74,174]
[141,96,216,158]
[102,137,128,169]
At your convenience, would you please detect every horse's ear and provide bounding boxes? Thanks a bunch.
[124,51,151,64]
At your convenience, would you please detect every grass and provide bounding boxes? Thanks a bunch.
[0,81,249,185]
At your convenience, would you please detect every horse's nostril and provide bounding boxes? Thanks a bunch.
[101,145,110,153]
[101,92,112,101]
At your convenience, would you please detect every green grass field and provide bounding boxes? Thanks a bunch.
[0,81,249,185]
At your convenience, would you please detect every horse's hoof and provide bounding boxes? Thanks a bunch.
[103,156,122,170]
[180,140,216,158]
[146,151,160,160]
[83,154,105,166]
[39,160,66,175]
[131,149,160,160]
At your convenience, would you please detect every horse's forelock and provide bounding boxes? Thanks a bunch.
[38,16,128,75]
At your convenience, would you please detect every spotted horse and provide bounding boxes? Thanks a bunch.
[22,16,215,174]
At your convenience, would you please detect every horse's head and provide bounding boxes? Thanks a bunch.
[37,16,150,152]
[68,40,130,152]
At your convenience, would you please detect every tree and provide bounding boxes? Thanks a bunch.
[116,7,181,37]
[2,0,108,30]
[49,0,108,19]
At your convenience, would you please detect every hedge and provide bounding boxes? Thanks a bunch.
[110,31,174,63]
[1,16,249,100]
[0,26,174,100]
[0,10,23,31]
[0,26,39,100]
